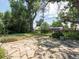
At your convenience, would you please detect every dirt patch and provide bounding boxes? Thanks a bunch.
[1,36,79,59]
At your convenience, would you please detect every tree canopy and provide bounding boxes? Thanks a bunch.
[51,21,62,27]
[0,0,79,34]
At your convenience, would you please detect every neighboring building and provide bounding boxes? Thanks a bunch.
[49,27,64,31]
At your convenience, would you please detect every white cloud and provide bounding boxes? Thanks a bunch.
[45,2,58,17]
[45,2,68,17]
[34,1,69,28]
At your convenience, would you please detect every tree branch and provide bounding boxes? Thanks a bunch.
[33,11,37,20]
[25,0,29,3]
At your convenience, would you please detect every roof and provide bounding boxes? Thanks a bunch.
[49,27,63,31]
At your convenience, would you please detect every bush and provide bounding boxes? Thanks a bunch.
[0,48,5,59]
[40,22,49,33]
[52,31,64,38]
[51,21,62,27]
[64,31,79,40]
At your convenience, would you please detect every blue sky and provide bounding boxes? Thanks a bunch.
[0,0,68,27]
[0,0,10,12]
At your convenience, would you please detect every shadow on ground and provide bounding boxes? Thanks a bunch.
[1,36,79,59]
[35,36,79,59]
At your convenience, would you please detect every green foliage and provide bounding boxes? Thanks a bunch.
[64,31,79,40]
[24,0,40,32]
[2,11,11,34]
[0,20,4,34]
[40,22,49,33]
[36,19,44,26]
[0,48,5,59]
[52,31,64,38]
[0,0,41,34]
[0,13,3,19]
[0,13,5,34]
[9,0,29,33]
[51,21,62,27]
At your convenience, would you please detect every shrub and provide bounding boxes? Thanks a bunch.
[51,21,62,27]
[52,31,64,38]
[64,31,79,40]
[40,22,49,33]
[0,48,5,59]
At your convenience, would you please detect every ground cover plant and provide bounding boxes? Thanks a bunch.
[0,48,5,59]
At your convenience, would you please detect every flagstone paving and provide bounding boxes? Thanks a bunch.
[1,37,79,59]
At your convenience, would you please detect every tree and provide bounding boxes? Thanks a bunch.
[0,13,3,19]
[36,19,44,26]
[25,0,40,32]
[9,0,29,33]
[2,11,11,34]
[9,0,40,32]
[0,21,4,34]
[40,22,49,33]
[58,4,79,30]
[51,21,62,27]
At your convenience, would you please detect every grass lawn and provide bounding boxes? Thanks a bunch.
[0,33,33,43]
[0,32,52,43]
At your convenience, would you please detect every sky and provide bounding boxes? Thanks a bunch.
[0,0,68,27]
[0,0,10,12]
[34,2,68,27]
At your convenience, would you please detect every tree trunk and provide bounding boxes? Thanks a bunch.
[29,20,33,32]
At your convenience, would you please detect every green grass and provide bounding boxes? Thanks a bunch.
[63,31,79,40]
[0,48,5,59]
[0,33,32,43]
[0,32,52,43]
